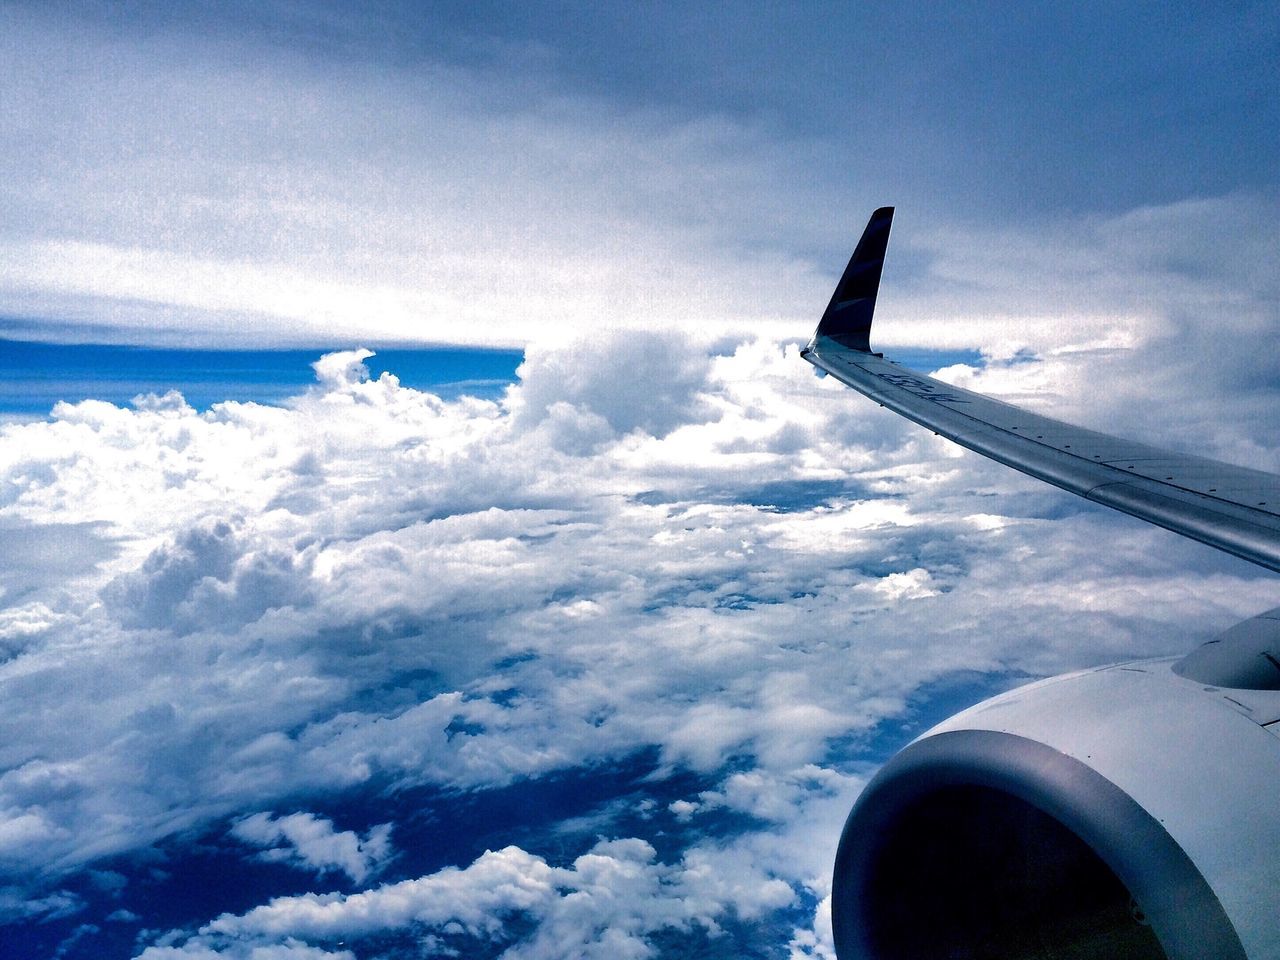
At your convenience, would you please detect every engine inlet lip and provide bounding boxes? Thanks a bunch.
[831,729,1244,960]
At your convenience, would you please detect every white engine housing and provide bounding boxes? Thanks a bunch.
[832,658,1280,960]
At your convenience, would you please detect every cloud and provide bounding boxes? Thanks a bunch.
[5,1,1275,359]
[230,813,392,884]
[0,885,82,925]
[147,763,865,958]
[512,332,715,440]
[1,297,1279,950]
[0,6,849,349]
[892,193,1280,459]
[138,942,352,960]
[309,351,376,392]
[142,837,793,960]
[102,517,313,634]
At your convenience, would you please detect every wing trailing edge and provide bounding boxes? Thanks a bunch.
[802,210,1280,574]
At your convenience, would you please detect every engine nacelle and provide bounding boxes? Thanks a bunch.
[832,655,1280,960]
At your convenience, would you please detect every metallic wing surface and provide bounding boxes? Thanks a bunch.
[802,208,1280,573]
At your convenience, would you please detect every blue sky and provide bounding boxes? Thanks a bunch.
[2,3,1279,959]
[0,340,523,414]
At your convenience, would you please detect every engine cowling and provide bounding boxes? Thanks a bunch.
[832,655,1280,960]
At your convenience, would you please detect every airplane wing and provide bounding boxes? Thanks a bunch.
[802,208,1280,574]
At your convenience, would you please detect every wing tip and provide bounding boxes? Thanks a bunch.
[813,207,895,352]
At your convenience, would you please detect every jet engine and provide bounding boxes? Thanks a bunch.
[831,610,1280,960]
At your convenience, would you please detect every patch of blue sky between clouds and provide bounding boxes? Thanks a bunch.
[884,348,984,373]
[0,340,524,416]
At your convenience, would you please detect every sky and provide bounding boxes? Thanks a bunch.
[1,2,1279,958]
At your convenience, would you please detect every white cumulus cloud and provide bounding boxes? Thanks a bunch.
[0,302,1276,953]
[230,813,393,885]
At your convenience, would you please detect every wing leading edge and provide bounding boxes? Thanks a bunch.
[802,209,1280,574]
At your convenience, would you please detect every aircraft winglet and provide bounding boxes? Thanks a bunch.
[812,206,894,352]
[802,206,1280,573]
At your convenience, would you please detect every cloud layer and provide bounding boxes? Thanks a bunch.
[4,5,1274,351]
[3,303,1279,955]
